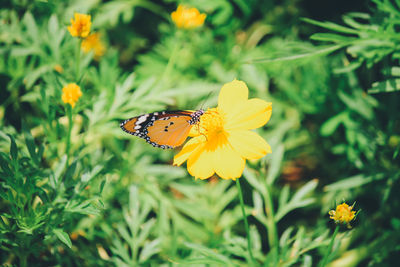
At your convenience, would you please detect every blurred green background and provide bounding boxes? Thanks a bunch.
[1,0,399,266]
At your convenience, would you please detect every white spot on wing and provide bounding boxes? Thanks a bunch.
[136,115,149,124]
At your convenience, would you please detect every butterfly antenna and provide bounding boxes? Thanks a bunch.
[199,90,215,111]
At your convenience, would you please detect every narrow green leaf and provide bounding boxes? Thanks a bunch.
[0,153,11,176]
[393,146,399,159]
[369,79,400,94]
[324,173,384,191]
[81,165,103,183]
[291,179,318,203]
[99,179,106,194]
[249,45,343,63]
[183,242,232,264]
[310,33,354,43]
[53,229,72,248]
[7,135,17,161]
[54,155,67,185]
[278,185,290,208]
[320,111,348,136]
[302,18,359,34]
[23,12,39,41]
[139,239,161,262]
[266,144,284,185]
[24,130,38,165]
[64,160,77,183]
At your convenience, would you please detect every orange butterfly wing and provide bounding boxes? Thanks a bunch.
[146,116,194,148]
[120,110,204,149]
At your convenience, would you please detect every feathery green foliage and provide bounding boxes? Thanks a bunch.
[1,0,399,266]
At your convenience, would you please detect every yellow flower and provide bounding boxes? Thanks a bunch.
[67,13,91,38]
[81,33,105,60]
[173,79,272,180]
[329,202,356,227]
[54,64,64,73]
[171,5,206,29]
[62,83,82,108]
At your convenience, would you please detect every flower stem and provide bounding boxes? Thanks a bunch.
[264,182,279,261]
[319,225,340,267]
[75,39,81,81]
[236,178,256,265]
[65,104,73,162]
[19,253,27,267]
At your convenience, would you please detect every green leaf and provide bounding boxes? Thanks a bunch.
[23,12,39,42]
[138,239,161,262]
[338,90,375,119]
[320,111,348,136]
[24,130,39,165]
[266,144,285,185]
[324,173,385,191]
[23,64,54,89]
[369,79,400,94]
[278,185,290,208]
[249,45,343,63]
[65,200,101,215]
[81,165,103,183]
[51,155,67,188]
[302,18,359,34]
[0,152,12,176]
[99,179,106,194]
[291,179,318,202]
[7,134,17,161]
[393,146,399,159]
[182,242,232,265]
[342,13,372,30]
[310,33,355,43]
[53,229,72,248]
[64,160,77,183]
[275,180,318,222]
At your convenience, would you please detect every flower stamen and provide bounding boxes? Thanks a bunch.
[196,108,228,150]
[329,202,357,228]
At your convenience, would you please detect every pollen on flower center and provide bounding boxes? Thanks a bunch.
[329,202,356,228]
[198,108,227,149]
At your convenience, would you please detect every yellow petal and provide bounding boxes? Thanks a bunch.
[188,124,202,137]
[187,147,215,179]
[218,79,248,114]
[173,136,205,166]
[228,130,271,160]
[225,99,272,130]
[213,143,245,179]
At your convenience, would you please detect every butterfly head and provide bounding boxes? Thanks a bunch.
[189,109,204,125]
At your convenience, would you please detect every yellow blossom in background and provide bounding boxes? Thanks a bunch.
[171,5,206,29]
[329,202,356,227]
[81,33,105,59]
[54,64,63,73]
[174,79,272,180]
[67,13,91,38]
[62,83,82,108]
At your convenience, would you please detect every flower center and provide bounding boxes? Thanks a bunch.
[197,108,228,150]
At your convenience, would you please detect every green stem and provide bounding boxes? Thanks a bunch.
[319,225,340,267]
[19,253,27,267]
[75,39,81,81]
[236,178,256,265]
[264,182,279,262]
[17,237,29,267]
[65,105,73,162]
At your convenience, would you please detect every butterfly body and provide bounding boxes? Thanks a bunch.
[120,110,204,149]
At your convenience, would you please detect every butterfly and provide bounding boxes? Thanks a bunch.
[120,110,204,149]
